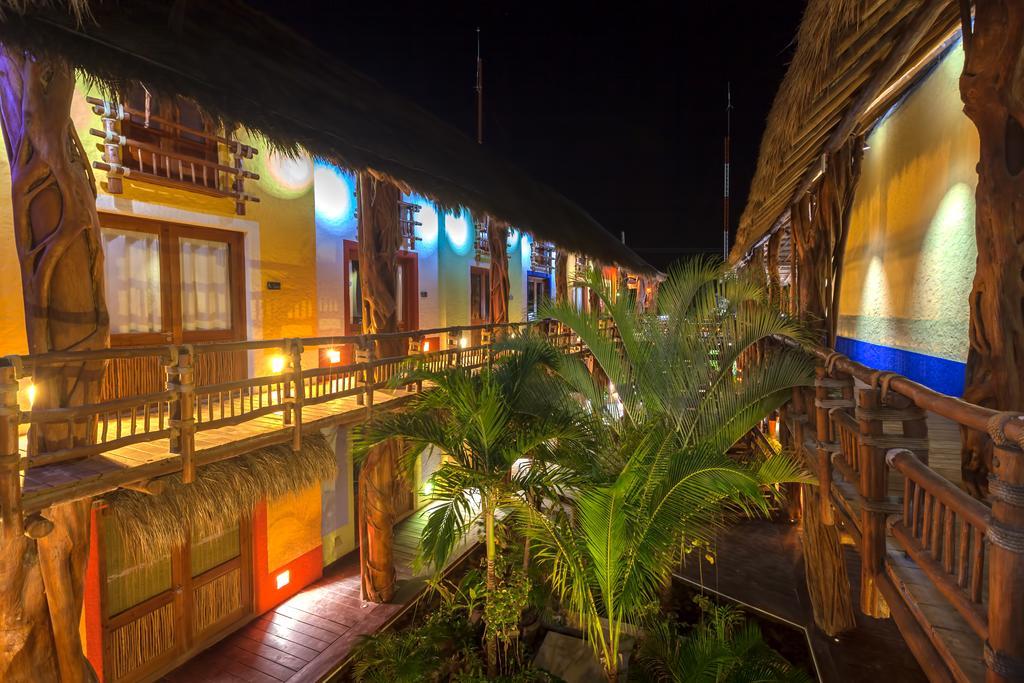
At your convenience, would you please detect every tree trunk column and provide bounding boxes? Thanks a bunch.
[793,386,857,636]
[958,0,1024,498]
[555,250,569,303]
[986,439,1024,683]
[488,221,510,324]
[0,49,108,683]
[355,171,402,602]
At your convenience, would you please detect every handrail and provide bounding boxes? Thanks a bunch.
[779,336,1024,449]
[777,337,1023,682]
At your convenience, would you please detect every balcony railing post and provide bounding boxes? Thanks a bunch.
[355,337,371,409]
[986,434,1024,683]
[0,364,23,536]
[167,347,196,484]
[856,387,889,618]
[814,366,835,525]
[101,111,124,194]
[290,340,304,451]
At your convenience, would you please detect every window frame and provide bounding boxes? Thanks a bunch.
[100,214,246,347]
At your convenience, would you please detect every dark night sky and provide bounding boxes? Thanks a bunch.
[251,1,804,269]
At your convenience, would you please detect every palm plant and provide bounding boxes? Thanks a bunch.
[354,338,594,677]
[636,599,811,682]
[513,259,814,682]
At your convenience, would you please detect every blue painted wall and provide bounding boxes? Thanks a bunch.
[836,336,966,397]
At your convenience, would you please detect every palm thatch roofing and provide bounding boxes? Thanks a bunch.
[102,434,336,560]
[0,0,654,273]
[731,0,962,262]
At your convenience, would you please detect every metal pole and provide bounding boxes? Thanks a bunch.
[723,82,732,262]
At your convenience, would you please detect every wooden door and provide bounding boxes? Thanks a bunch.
[98,511,253,683]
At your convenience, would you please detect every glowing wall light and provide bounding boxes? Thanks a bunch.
[444,211,472,255]
[25,383,36,408]
[270,355,286,374]
[326,348,341,364]
[314,162,355,227]
[459,336,469,349]
[422,480,434,497]
[276,570,290,589]
[260,150,313,199]
[423,341,431,352]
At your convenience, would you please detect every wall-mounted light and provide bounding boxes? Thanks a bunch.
[276,570,290,589]
[459,337,469,349]
[270,355,286,374]
[326,348,341,364]
[25,383,36,408]
[423,341,431,352]
[422,481,433,497]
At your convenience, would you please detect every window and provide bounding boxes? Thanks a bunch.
[102,228,163,335]
[121,85,219,189]
[527,276,550,321]
[100,215,245,346]
[344,242,418,334]
[470,266,490,324]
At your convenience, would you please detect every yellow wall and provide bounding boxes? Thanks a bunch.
[838,42,978,363]
[0,82,319,366]
[321,425,357,565]
[266,484,322,571]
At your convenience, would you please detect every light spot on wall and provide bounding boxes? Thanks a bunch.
[261,150,313,198]
[445,210,472,255]
[407,193,439,252]
[314,162,355,228]
[860,254,891,327]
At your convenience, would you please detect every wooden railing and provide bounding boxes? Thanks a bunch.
[0,319,582,518]
[780,339,1024,683]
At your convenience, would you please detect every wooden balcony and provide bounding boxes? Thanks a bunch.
[398,200,422,250]
[1,321,582,519]
[86,96,261,215]
[779,338,1024,682]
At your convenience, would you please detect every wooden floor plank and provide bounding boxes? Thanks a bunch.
[237,630,320,663]
[222,646,294,681]
[243,620,330,653]
[258,613,340,644]
[232,634,311,670]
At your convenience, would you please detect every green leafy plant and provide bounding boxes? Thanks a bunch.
[349,629,439,683]
[354,337,595,677]
[636,597,811,682]
[516,260,814,682]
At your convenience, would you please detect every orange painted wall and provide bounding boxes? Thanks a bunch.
[252,498,324,614]
[82,507,104,680]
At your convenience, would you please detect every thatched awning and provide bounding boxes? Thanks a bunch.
[103,434,336,559]
[731,0,962,262]
[0,0,654,274]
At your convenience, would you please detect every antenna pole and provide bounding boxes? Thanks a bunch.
[476,27,483,145]
[723,82,732,262]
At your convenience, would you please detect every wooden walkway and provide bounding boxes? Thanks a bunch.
[676,519,927,683]
[163,503,478,683]
[20,388,417,508]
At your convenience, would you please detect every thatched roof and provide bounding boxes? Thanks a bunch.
[731,0,962,261]
[103,434,336,559]
[0,1,654,274]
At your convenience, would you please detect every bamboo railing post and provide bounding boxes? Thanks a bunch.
[290,340,304,452]
[355,338,369,407]
[0,365,23,536]
[168,347,196,484]
[857,387,889,618]
[986,436,1024,683]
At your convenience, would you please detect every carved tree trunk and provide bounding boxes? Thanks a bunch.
[488,221,509,324]
[788,138,863,637]
[958,0,1024,498]
[355,171,401,602]
[0,49,109,683]
[555,250,569,303]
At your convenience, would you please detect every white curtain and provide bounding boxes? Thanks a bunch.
[180,237,231,331]
[102,228,162,334]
